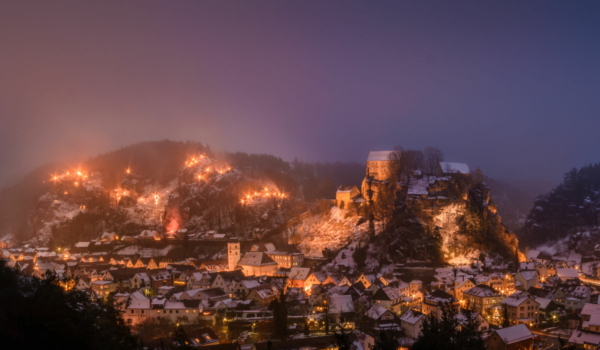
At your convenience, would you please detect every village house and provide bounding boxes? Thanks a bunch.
[305,271,328,290]
[462,284,505,314]
[132,272,151,291]
[372,285,404,313]
[568,303,600,348]
[328,294,356,324]
[501,291,540,326]
[237,252,278,276]
[454,279,476,300]
[422,289,459,322]
[92,280,117,299]
[246,284,280,307]
[364,304,402,332]
[356,333,375,350]
[210,270,246,297]
[485,324,534,350]
[400,309,425,339]
[356,273,377,289]
[250,243,305,269]
[515,270,539,290]
[148,269,173,291]
[232,279,261,299]
[187,271,213,290]
[100,232,118,242]
[335,185,363,209]
[139,230,161,240]
[556,268,579,282]
[476,273,516,294]
[279,266,311,288]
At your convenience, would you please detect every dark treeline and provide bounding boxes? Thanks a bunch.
[224,151,365,201]
[522,163,600,245]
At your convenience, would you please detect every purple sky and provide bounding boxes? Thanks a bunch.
[1,1,600,187]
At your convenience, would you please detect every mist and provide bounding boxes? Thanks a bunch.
[2,1,600,189]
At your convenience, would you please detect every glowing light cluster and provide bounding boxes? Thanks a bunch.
[184,154,206,167]
[112,188,130,201]
[50,168,89,183]
[240,188,286,204]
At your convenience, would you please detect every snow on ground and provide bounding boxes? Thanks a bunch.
[288,207,381,257]
[405,176,437,195]
[326,241,358,272]
[123,179,180,226]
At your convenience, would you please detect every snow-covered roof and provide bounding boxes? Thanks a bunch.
[519,262,535,270]
[288,267,311,281]
[463,284,499,298]
[501,292,535,307]
[581,303,600,316]
[238,252,277,267]
[74,242,91,248]
[329,295,355,314]
[367,151,394,162]
[527,250,541,260]
[240,279,261,289]
[534,297,552,309]
[337,185,357,193]
[250,284,279,299]
[438,162,470,174]
[494,324,533,345]
[400,309,425,325]
[556,268,579,279]
[569,329,600,346]
[365,305,389,320]
[424,289,457,305]
[518,270,538,281]
[374,286,403,301]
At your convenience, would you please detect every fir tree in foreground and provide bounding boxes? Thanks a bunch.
[0,261,140,350]
[412,305,485,350]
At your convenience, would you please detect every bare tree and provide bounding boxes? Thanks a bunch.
[388,146,403,182]
[423,147,444,176]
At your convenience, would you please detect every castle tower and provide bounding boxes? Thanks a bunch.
[228,241,240,271]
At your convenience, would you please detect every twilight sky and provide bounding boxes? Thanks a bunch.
[1,1,600,188]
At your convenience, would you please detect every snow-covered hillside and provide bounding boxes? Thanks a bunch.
[284,207,382,258]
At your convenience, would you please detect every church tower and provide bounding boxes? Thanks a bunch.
[228,241,240,271]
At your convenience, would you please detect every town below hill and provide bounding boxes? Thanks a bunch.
[1,142,600,350]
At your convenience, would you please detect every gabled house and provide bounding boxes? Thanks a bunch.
[246,284,280,307]
[515,270,539,290]
[401,309,425,339]
[356,273,377,289]
[365,304,401,332]
[486,324,533,350]
[501,291,540,326]
[237,252,278,276]
[454,279,476,300]
[305,272,328,289]
[372,286,403,313]
[422,289,459,321]
[462,284,504,314]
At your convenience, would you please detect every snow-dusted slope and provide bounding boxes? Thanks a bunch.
[285,207,382,257]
